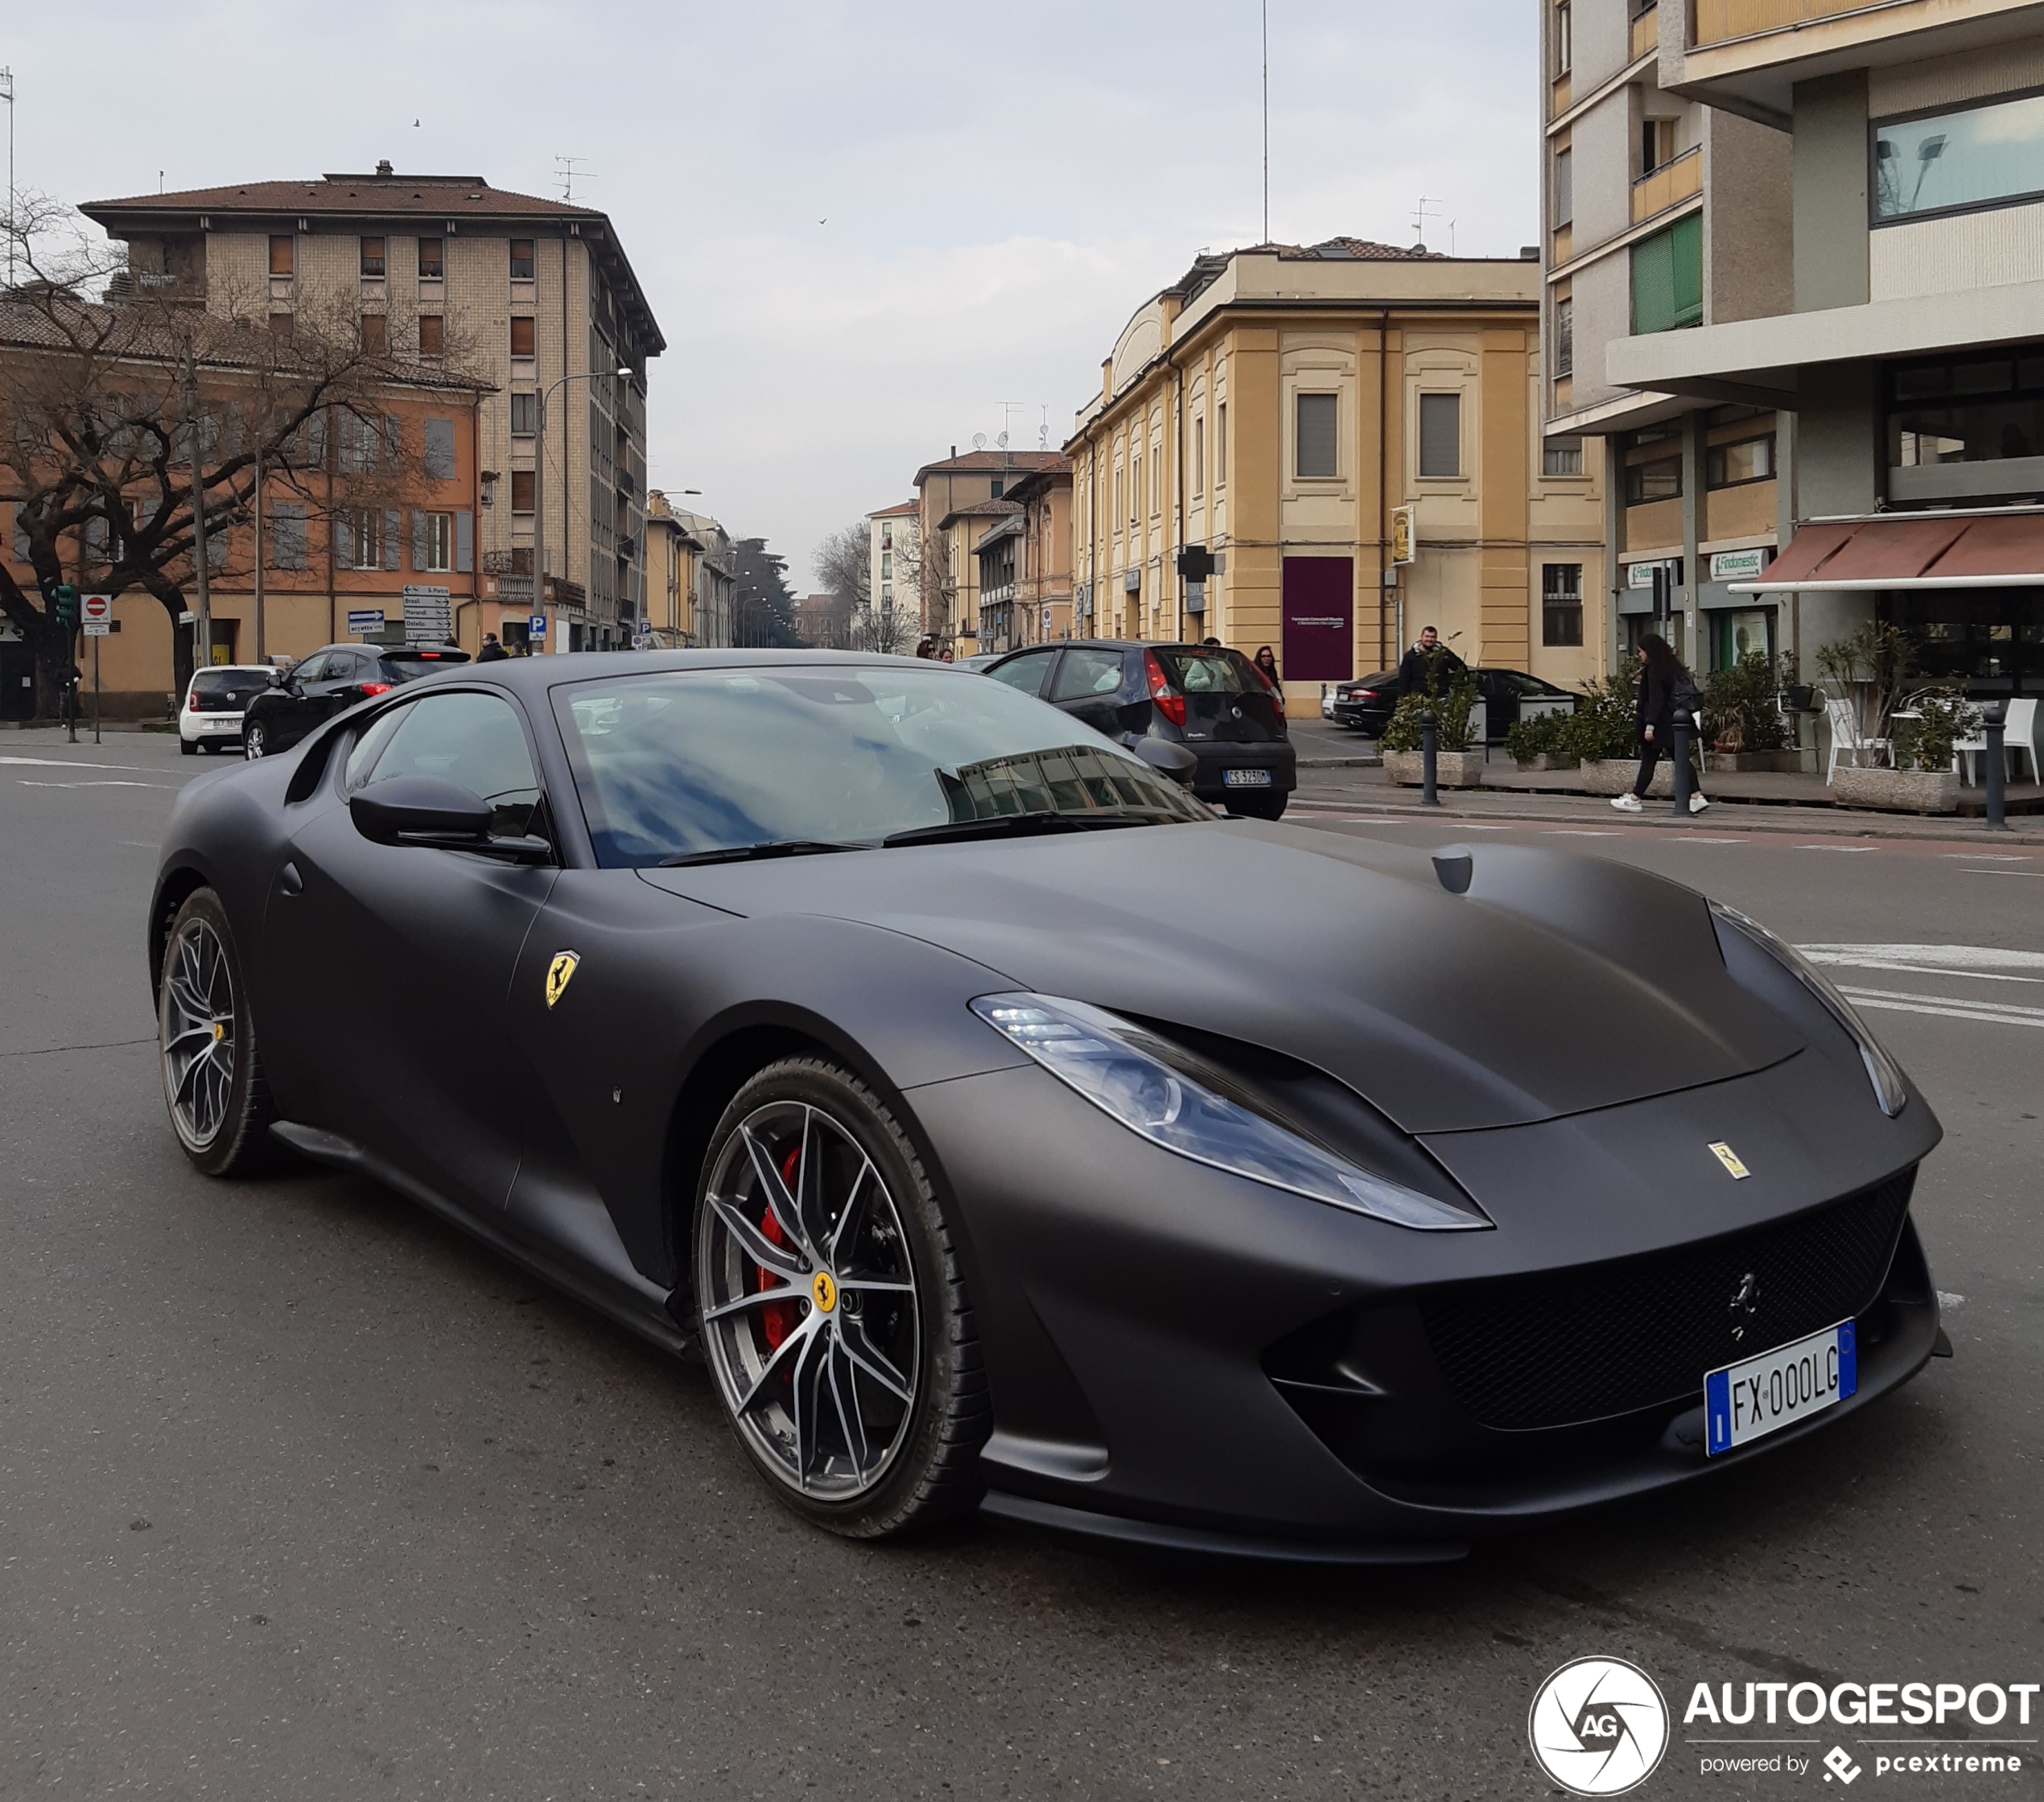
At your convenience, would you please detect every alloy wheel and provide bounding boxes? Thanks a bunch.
[698,1100,921,1502]
[244,724,266,760]
[160,914,237,1153]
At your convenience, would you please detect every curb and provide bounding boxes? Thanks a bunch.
[1286,795,2044,846]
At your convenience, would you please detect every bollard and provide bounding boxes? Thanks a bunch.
[1420,707,1439,807]
[1984,701,2008,831]
[1671,707,1694,814]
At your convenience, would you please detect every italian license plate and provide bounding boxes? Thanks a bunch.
[1704,1321,1856,1455]
[1222,768,1272,788]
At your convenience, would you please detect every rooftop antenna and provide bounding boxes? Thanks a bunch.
[1413,195,1443,249]
[997,401,1026,464]
[1,68,13,289]
[555,155,593,202]
[1040,402,1050,451]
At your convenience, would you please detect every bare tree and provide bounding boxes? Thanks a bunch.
[812,520,869,611]
[0,192,476,712]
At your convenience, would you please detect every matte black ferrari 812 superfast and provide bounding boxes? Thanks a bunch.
[150,652,1945,1560]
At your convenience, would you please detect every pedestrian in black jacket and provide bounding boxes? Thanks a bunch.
[1612,633,1708,814]
[1398,625,1467,697]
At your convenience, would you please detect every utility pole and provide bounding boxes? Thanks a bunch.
[252,447,265,663]
[184,348,212,671]
[534,361,633,656]
[1,69,14,291]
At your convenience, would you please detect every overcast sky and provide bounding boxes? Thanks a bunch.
[5,1,1538,591]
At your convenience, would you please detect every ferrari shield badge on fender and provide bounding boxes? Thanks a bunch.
[1708,1141,1751,1180]
[545,950,581,1009]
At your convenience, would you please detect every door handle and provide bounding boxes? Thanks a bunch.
[276,861,303,898]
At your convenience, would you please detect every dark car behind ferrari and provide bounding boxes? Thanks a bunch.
[241,642,470,760]
[983,639,1293,818]
[1330,666,1582,742]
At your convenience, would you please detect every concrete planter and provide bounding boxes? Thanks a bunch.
[1383,748,1486,789]
[1514,753,1580,773]
[1831,765,1960,814]
[1581,758,1672,798]
[1706,749,1800,773]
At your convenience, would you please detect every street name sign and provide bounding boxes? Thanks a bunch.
[346,608,385,637]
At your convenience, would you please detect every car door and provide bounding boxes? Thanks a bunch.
[261,650,328,745]
[983,646,1060,699]
[262,687,560,1213]
[1046,645,1137,739]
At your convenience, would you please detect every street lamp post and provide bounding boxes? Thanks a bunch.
[533,362,633,653]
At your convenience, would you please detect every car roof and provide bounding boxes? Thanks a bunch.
[407,647,970,696]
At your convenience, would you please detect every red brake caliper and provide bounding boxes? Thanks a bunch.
[756,1146,801,1350]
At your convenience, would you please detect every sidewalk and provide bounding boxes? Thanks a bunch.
[1292,760,2044,845]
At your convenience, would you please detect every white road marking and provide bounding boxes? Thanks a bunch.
[1799,944,2044,980]
[1945,852,2032,860]
[1964,868,2044,877]
[1797,843,1877,852]
[1547,829,1622,836]
[0,754,159,773]
[16,779,175,790]
[1836,985,2044,1028]
[1937,1292,1965,1309]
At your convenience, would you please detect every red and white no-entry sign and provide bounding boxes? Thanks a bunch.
[80,592,113,622]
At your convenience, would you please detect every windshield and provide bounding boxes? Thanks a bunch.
[1152,647,1266,695]
[554,666,1210,867]
[191,670,273,703]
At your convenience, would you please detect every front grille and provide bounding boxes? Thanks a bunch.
[1421,1172,1915,1431]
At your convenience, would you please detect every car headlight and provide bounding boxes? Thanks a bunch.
[1708,900,1908,1118]
[970,993,1488,1231]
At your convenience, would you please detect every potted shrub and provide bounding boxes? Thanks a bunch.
[1506,710,1577,771]
[1381,673,1486,788]
[1816,622,1912,773]
[1556,672,1671,796]
[1702,651,1800,773]
[1832,687,1973,814]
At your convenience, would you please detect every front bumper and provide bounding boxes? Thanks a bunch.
[911,1050,1942,1554]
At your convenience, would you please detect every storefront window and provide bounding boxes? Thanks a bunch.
[1882,592,2043,695]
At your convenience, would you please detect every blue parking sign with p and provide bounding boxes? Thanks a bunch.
[530,613,547,637]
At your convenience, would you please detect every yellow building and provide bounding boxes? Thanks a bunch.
[1067,238,1609,703]
[641,489,737,648]
[913,448,1061,655]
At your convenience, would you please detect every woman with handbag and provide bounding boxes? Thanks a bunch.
[1612,633,1710,814]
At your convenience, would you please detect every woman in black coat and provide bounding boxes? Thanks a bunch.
[1612,633,1708,814]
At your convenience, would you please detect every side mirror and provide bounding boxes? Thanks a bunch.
[1131,737,1198,786]
[349,774,554,863]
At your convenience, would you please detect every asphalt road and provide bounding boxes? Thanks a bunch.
[2,728,2038,1800]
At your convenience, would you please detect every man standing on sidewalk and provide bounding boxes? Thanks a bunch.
[1399,626,1467,698]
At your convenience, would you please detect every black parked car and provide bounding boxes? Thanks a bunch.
[241,643,470,760]
[981,640,1293,819]
[1329,666,1581,744]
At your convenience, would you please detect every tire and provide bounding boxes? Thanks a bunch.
[243,721,268,760]
[1224,791,1288,820]
[692,1056,987,1539]
[157,888,275,1177]
[179,737,197,756]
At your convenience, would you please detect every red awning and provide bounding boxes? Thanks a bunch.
[1741,512,2044,591]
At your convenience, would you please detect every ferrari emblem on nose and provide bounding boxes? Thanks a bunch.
[544,951,581,1009]
[1708,1141,1750,1180]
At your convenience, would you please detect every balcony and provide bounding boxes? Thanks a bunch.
[1698,0,1892,44]
[1633,146,1702,225]
[1630,2,1659,57]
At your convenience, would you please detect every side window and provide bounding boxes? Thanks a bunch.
[1049,647,1127,702]
[985,649,1057,696]
[352,691,543,838]
[291,652,330,685]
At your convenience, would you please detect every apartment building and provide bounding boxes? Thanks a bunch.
[82,163,664,655]
[976,459,1074,651]
[1069,239,1607,702]
[866,499,919,645]
[1548,0,2044,700]
[642,489,737,649]
[912,449,1061,654]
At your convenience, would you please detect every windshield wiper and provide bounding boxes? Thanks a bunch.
[882,811,1162,849]
[658,839,863,868]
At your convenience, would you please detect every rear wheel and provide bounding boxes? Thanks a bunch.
[179,736,197,756]
[693,1057,987,1538]
[243,720,268,760]
[158,888,274,1176]
[1224,791,1288,820]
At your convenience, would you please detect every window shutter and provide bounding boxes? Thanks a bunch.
[1295,394,1338,479]
[383,509,402,570]
[1419,393,1462,478]
[1671,214,1703,328]
[411,509,427,571]
[383,414,402,466]
[272,503,307,570]
[423,417,455,482]
[305,408,328,470]
[334,512,353,567]
[455,509,473,574]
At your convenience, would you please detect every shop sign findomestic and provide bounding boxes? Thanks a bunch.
[1712,547,1769,582]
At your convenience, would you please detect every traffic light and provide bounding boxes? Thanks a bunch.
[52,583,79,627]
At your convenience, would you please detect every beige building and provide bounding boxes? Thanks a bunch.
[912,448,1061,654]
[1068,238,1608,703]
[82,163,664,656]
[643,489,736,648]
[1547,0,2044,708]
[866,499,920,647]
[978,458,1074,651]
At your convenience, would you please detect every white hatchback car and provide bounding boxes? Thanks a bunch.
[179,664,279,755]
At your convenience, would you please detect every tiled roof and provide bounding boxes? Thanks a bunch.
[83,175,601,222]
[867,498,921,518]
[937,497,1024,530]
[913,447,1062,488]
[1244,237,1448,262]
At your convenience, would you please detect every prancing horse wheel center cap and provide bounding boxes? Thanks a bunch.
[811,1270,837,1313]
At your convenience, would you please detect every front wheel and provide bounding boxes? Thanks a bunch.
[692,1057,987,1538]
[243,720,268,760]
[158,888,275,1176]
[1224,790,1288,820]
